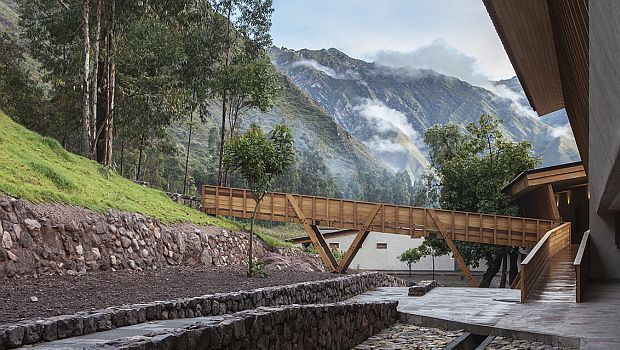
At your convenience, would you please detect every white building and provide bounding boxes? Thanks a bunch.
[291,230,486,273]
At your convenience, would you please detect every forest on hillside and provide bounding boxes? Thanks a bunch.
[0,0,426,207]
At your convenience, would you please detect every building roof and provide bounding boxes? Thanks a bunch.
[503,161,587,200]
[483,0,589,169]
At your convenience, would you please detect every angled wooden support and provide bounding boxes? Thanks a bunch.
[337,204,382,273]
[510,271,521,289]
[428,209,479,288]
[311,225,339,269]
[286,194,337,272]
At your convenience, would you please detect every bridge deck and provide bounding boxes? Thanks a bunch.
[527,245,578,303]
[202,186,557,247]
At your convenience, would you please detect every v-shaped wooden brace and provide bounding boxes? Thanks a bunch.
[427,209,478,287]
[336,204,382,273]
[287,194,338,272]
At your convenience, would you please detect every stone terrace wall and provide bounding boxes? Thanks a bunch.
[0,272,404,349]
[0,196,323,278]
[100,301,399,350]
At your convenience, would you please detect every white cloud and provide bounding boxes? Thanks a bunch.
[353,98,422,143]
[292,59,338,78]
[363,136,407,154]
[291,59,360,80]
[373,39,493,87]
[549,123,573,138]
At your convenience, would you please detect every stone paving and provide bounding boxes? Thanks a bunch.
[352,323,577,350]
[353,323,462,349]
[27,317,223,349]
[349,283,620,349]
[485,336,576,350]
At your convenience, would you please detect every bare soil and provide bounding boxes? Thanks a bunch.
[0,266,334,325]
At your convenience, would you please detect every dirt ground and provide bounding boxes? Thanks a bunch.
[0,266,334,325]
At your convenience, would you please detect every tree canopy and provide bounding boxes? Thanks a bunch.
[420,115,539,287]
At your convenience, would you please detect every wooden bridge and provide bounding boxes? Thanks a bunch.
[202,185,570,291]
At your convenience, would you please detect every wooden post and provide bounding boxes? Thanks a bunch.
[337,204,382,273]
[428,209,479,288]
[287,195,337,272]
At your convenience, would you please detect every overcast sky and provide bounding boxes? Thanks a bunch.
[271,0,516,82]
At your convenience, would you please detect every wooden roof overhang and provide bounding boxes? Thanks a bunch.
[483,0,589,169]
[504,161,587,200]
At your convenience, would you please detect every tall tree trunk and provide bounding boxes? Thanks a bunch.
[500,253,508,288]
[217,95,226,186]
[81,0,92,158]
[183,112,194,194]
[508,251,519,285]
[103,0,116,166]
[119,139,124,176]
[248,199,260,277]
[217,1,233,186]
[90,0,102,160]
[480,254,502,288]
[136,137,144,181]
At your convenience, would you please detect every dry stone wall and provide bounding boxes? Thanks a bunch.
[0,272,404,349]
[97,301,399,350]
[0,196,323,278]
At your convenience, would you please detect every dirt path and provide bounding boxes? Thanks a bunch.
[0,266,334,325]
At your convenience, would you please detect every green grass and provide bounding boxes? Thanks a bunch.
[0,112,290,247]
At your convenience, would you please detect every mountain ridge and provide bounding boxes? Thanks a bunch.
[269,46,580,176]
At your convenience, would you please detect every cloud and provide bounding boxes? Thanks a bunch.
[373,39,493,87]
[363,136,407,154]
[549,123,573,138]
[291,59,360,80]
[353,98,422,144]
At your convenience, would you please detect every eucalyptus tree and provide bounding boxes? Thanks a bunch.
[115,16,187,181]
[209,0,276,186]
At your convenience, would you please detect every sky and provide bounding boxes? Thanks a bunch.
[271,0,516,82]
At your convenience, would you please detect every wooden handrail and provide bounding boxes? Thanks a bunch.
[574,230,590,303]
[202,185,558,247]
[520,222,571,302]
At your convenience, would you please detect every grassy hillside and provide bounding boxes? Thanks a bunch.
[0,112,293,247]
[0,111,230,226]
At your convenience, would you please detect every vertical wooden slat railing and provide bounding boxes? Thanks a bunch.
[574,230,590,303]
[202,185,557,247]
[520,222,571,302]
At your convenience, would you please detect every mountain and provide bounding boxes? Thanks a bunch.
[269,47,580,175]
[495,76,571,129]
[172,72,390,192]
[0,0,17,38]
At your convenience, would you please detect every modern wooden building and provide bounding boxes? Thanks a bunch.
[484,0,620,281]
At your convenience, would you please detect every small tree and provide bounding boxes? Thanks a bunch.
[224,123,295,276]
[399,247,424,277]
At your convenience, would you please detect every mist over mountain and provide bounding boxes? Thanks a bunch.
[269,46,580,176]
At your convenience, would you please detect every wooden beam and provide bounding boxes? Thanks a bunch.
[428,209,479,288]
[203,185,556,247]
[311,225,338,269]
[286,194,337,272]
[337,204,382,273]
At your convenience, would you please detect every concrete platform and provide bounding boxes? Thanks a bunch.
[28,317,223,349]
[348,283,620,349]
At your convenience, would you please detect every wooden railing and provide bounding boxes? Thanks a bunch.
[520,222,571,302]
[574,230,590,303]
[202,185,558,247]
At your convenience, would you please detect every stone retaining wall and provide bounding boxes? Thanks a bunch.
[0,272,404,349]
[0,196,323,278]
[98,301,399,350]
